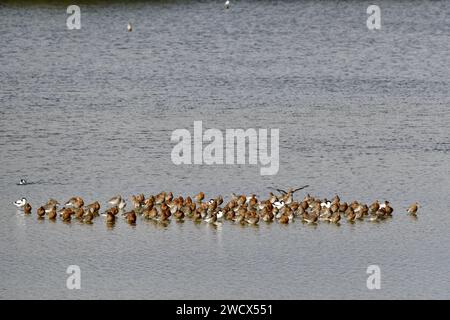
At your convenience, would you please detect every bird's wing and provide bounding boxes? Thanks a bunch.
[292,185,309,193]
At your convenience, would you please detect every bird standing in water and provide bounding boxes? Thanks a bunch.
[407,202,419,215]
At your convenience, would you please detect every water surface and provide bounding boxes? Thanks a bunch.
[0,0,449,299]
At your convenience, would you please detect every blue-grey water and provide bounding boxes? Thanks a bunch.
[0,0,449,299]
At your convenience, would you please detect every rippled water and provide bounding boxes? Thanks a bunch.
[1,0,450,299]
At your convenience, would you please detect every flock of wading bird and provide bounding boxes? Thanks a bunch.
[13,186,420,227]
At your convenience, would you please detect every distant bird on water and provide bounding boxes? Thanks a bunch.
[407,202,419,215]
[18,179,27,185]
[127,22,132,32]
[224,1,230,9]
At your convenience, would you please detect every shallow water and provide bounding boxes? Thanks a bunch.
[1,0,450,299]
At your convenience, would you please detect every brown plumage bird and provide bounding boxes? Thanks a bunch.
[37,206,46,219]
[23,203,32,214]
[61,208,74,222]
[104,206,119,216]
[174,210,184,220]
[106,212,115,224]
[407,202,419,215]
[384,201,394,216]
[65,196,84,209]
[369,200,380,214]
[195,192,205,203]
[85,201,100,215]
[330,212,341,224]
[148,207,159,220]
[246,214,260,225]
[346,208,356,222]
[338,202,348,212]
[74,207,85,219]
[126,211,137,224]
[48,206,57,220]
[84,211,94,224]
[192,209,202,222]
[279,214,290,224]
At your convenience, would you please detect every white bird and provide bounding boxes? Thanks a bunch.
[273,200,285,209]
[320,201,331,209]
[65,200,75,207]
[14,198,27,209]
[108,195,122,206]
[107,195,126,210]
[127,22,132,32]
[224,0,230,9]
[18,179,27,185]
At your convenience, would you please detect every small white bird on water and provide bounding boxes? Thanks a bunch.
[127,22,132,32]
[224,1,230,9]
[14,198,27,209]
